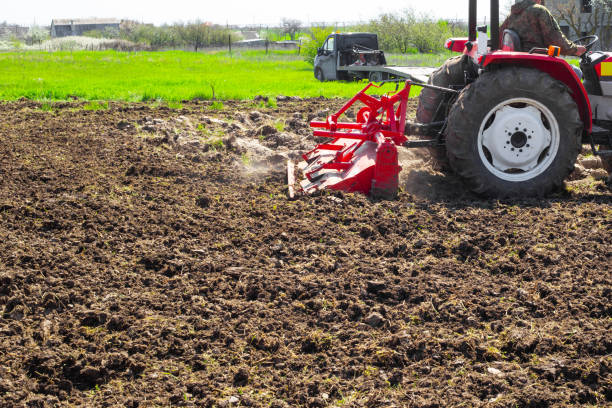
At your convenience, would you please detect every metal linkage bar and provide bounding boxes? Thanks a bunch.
[410,82,460,94]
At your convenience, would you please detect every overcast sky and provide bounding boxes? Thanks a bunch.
[6,1,508,27]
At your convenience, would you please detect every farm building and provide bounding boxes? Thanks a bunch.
[0,22,28,40]
[50,18,121,38]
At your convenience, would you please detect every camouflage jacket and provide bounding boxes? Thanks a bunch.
[499,0,578,55]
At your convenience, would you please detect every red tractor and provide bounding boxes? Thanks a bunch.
[291,0,612,198]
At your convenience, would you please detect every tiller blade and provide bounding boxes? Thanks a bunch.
[290,81,412,199]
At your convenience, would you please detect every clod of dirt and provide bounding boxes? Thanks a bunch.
[262,132,298,149]
[80,310,108,327]
[359,225,375,239]
[366,280,387,294]
[387,370,403,386]
[269,400,290,408]
[228,122,247,133]
[256,124,277,137]
[234,112,252,124]
[106,315,129,331]
[579,156,602,169]
[276,95,300,102]
[316,109,330,118]
[591,168,609,180]
[222,135,237,150]
[516,288,528,300]
[364,312,384,328]
[79,366,104,386]
[249,111,263,121]
[201,116,227,127]
[233,368,249,386]
[195,196,211,208]
[487,367,504,377]
[117,120,132,130]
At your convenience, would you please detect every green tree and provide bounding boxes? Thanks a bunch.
[358,9,466,54]
[302,26,333,64]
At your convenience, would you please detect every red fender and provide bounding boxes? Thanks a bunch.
[445,38,469,53]
[481,52,592,133]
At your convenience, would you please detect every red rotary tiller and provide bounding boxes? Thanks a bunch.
[288,81,440,199]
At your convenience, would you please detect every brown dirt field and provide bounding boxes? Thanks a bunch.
[0,99,610,408]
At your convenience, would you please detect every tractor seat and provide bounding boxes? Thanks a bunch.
[502,29,521,52]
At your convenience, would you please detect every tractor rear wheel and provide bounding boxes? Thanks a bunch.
[416,56,464,170]
[445,67,582,197]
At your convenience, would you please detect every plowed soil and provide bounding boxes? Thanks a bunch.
[0,99,610,408]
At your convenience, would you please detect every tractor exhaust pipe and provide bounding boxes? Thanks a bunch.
[491,0,500,51]
[469,0,477,42]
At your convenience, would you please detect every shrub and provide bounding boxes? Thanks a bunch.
[302,26,333,64]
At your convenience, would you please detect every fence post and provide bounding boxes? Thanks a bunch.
[298,40,301,56]
[228,34,231,56]
[265,39,269,55]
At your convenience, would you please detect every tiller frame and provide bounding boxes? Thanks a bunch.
[288,80,457,199]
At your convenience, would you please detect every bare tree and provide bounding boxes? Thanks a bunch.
[280,18,301,40]
[178,21,209,52]
[551,0,612,47]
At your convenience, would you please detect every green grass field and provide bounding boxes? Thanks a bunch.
[0,50,445,102]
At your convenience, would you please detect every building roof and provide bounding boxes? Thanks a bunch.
[52,18,121,26]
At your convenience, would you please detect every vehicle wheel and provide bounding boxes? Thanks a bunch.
[368,71,386,82]
[416,56,464,170]
[445,67,582,197]
[315,68,325,82]
[600,146,612,174]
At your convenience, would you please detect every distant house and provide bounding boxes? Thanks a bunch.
[0,22,28,40]
[50,18,121,38]
[240,31,259,40]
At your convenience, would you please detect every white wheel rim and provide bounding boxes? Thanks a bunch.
[478,98,560,182]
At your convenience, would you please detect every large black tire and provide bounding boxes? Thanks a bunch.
[445,67,582,197]
[416,56,465,170]
[315,68,325,82]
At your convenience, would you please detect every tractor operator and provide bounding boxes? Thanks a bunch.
[500,0,586,56]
